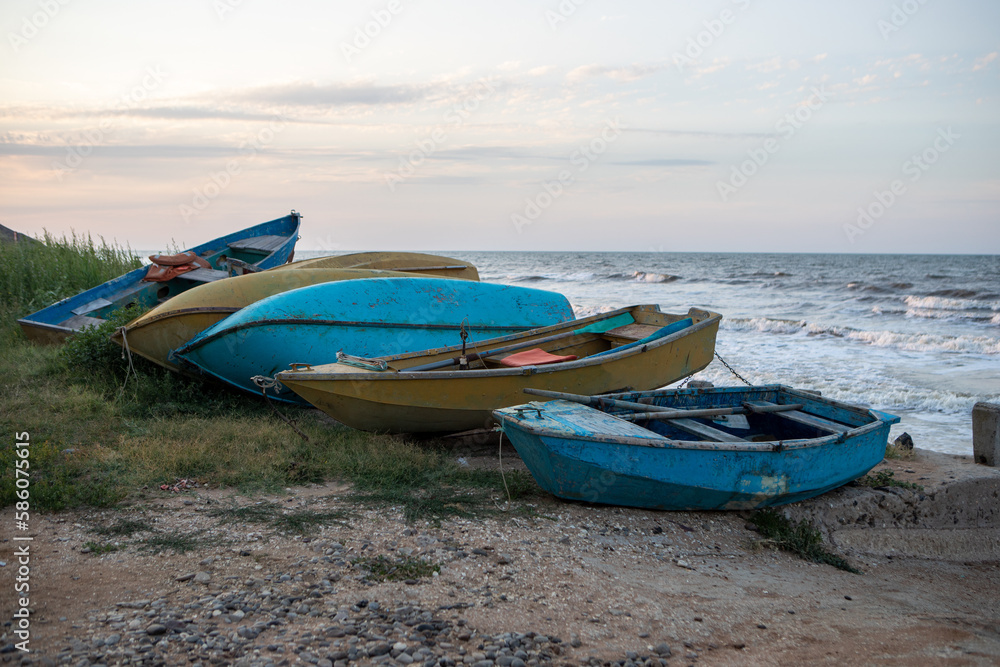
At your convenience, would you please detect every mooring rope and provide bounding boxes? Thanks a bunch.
[495,429,512,510]
[251,375,310,442]
[117,326,138,397]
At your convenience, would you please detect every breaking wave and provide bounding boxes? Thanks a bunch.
[723,317,1000,355]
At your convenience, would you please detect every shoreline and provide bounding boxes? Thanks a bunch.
[2,447,998,665]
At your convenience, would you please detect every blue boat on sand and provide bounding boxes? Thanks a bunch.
[18,211,302,344]
[493,385,900,511]
[171,277,575,403]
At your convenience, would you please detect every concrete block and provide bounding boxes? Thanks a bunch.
[973,402,1000,466]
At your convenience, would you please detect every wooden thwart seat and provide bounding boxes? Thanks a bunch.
[176,268,230,283]
[668,418,748,442]
[227,235,286,254]
[744,400,850,433]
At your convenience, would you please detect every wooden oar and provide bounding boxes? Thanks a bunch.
[522,387,803,421]
[406,312,635,372]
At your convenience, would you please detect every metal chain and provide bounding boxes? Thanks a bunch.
[715,351,753,386]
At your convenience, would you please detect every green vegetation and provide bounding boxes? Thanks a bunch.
[749,508,861,574]
[857,469,922,491]
[0,230,141,345]
[884,441,915,461]
[93,517,154,537]
[0,233,540,518]
[82,540,122,555]
[352,554,440,582]
[140,529,207,554]
[209,501,351,535]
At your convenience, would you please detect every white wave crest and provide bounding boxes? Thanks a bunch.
[904,295,1000,312]
[724,317,1000,355]
[631,271,678,283]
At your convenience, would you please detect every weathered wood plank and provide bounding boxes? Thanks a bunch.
[668,418,748,442]
[227,235,286,253]
[71,297,113,316]
[176,268,230,283]
[745,400,850,433]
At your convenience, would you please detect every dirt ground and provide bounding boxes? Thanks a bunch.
[2,447,999,666]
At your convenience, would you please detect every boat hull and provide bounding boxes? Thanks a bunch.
[18,212,301,344]
[269,251,479,281]
[173,278,575,402]
[113,268,439,373]
[278,306,721,432]
[494,386,900,510]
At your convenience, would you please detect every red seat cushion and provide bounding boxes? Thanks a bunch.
[499,348,578,367]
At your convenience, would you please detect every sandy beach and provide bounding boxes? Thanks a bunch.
[3,445,998,666]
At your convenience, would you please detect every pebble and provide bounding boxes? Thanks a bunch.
[34,540,690,667]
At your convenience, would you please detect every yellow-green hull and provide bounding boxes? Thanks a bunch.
[277,306,721,434]
[113,268,430,372]
[269,252,479,281]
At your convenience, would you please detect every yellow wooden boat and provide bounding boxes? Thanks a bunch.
[269,251,479,281]
[112,268,439,372]
[274,305,722,433]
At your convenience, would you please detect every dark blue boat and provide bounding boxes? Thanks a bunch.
[17,211,301,343]
[494,385,900,510]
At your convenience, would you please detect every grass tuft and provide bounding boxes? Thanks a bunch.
[352,554,440,582]
[208,501,351,534]
[749,508,861,574]
[82,540,122,555]
[884,442,915,461]
[140,530,207,554]
[93,518,155,537]
[857,469,922,491]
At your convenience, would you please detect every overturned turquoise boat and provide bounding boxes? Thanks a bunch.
[171,277,575,402]
[494,385,900,510]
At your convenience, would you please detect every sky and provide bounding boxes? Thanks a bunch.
[1,0,998,253]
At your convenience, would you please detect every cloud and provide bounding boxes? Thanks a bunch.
[630,127,776,140]
[746,57,783,74]
[0,143,243,158]
[612,158,714,167]
[973,51,998,71]
[565,62,667,83]
[237,81,432,106]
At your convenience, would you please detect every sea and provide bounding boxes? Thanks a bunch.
[299,250,999,456]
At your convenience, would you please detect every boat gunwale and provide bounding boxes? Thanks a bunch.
[276,307,721,383]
